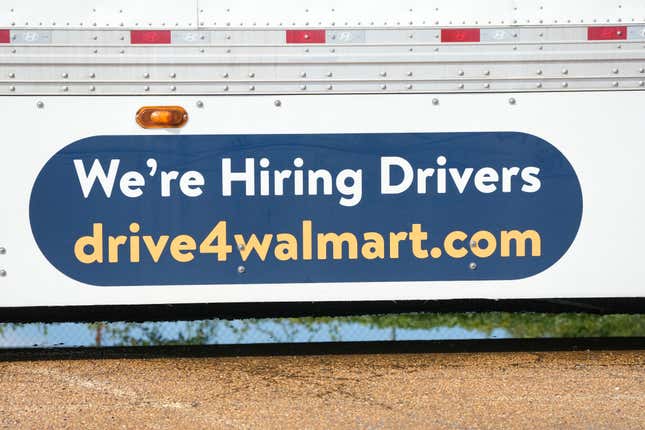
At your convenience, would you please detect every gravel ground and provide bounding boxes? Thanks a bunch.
[0,349,643,429]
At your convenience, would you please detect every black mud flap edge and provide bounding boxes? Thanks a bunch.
[0,298,644,323]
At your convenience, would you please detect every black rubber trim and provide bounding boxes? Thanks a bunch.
[0,298,643,323]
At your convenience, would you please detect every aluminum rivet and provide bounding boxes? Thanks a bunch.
[562,82,569,88]
[144,86,150,91]
[274,100,281,107]
[612,82,619,87]
[300,85,307,90]
[612,68,619,74]
[222,72,229,78]
[36,101,44,108]
[432,98,439,105]
[11,49,16,53]
[327,85,333,90]
[170,85,176,91]
[196,100,204,108]
[223,85,229,91]
[61,86,69,92]
[169,72,176,78]
[536,82,543,88]
[380,71,387,77]
[61,72,68,79]
[326,72,333,77]
[248,72,255,78]
[300,72,307,78]
[406,84,413,89]
[469,262,477,270]
[89,85,95,92]
[381,84,387,90]
[536,69,543,75]
[9,86,15,92]
[508,97,516,105]
[8,73,15,78]
[458,70,464,76]
[640,68,645,74]
[484,83,490,88]
[249,85,255,91]
[458,83,464,89]
[89,73,95,78]
[143,72,150,79]
[639,81,645,87]
[470,241,477,248]
[0,248,5,255]
[237,266,246,274]
[484,70,490,76]
[561,68,568,75]
[407,71,413,77]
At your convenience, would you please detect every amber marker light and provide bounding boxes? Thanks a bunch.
[136,106,188,128]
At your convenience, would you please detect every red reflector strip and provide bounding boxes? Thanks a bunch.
[587,26,627,40]
[441,28,480,43]
[130,30,171,44]
[0,30,9,43]
[286,30,326,43]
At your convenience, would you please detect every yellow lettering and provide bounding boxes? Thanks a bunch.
[170,235,197,262]
[274,233,298,261]
[444,231,468,258]
[389,232,408,258]
[361,232,385,259]
[470,230,497,258]
[501,230,541,257]
[235,234,274,261]
[74,223,103,264]
[317,232,358,260]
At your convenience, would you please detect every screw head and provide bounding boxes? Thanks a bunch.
[469,262,477,270]
[237,266,246,274]
[0,247,6,255]
[196,100,204,108]
[432,98,439,105]
[36,101,44,108]
[274,99,282,107]
[508,97,516,105]
[0,270,6,277]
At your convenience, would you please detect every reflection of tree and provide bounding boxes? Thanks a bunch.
[0,313,643,347]
[336,313,645,338]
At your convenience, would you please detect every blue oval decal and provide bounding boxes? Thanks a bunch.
[29,132,582,286]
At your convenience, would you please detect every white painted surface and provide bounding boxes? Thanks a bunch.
[0,92,643,306]
[1,0,644,29]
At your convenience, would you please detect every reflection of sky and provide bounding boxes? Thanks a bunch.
[0,320,510,348]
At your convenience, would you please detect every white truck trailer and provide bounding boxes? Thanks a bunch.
[1,0,644,320]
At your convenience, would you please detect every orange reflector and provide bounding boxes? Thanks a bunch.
[136,106,188,128]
